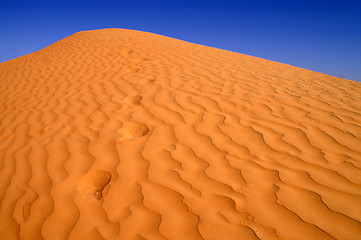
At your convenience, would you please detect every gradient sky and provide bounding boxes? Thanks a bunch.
[1,0,360,81]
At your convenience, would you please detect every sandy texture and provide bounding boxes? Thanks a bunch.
[1,29,361,240]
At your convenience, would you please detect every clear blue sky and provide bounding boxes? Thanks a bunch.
[1,0,360,81]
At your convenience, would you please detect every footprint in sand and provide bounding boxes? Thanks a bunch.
[140,78,155,84]
[118,122,149,140]
[14,190,39,222]
[77,169,111,200]
[122,66,139,73]
[131,57,147,63]
[123,95,142,106]
[139,75,155,84]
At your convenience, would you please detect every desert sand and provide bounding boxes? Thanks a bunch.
[0,28,361,240]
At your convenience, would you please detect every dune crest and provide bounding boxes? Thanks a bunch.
[0,28,361,240]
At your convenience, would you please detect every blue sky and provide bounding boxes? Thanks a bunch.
[1,0,360,81]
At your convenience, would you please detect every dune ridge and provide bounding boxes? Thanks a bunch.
[0,28,361,240]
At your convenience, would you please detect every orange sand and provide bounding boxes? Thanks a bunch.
[1,29,361,240]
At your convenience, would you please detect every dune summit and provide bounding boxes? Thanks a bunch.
[0,28,361,240]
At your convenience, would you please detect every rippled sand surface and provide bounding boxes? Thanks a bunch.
[1,29,361,240]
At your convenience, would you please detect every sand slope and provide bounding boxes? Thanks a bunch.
[1,29,361,240]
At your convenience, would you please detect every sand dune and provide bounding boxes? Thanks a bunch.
[1,28,361,240]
